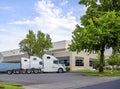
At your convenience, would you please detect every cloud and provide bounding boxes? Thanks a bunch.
[0,6,12,10]
[60,0,68,6]
[10,0,78,42]
[0,27,28,51]
[10,20,34,25]
[0,29,7,32]
[0,34,20,51]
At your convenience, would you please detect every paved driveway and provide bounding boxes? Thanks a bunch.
[0,72,119,89]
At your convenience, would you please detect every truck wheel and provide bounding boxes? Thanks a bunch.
[58,68,63,73]
[33,69,39,74]
[7,70,13,74]
[21,69,26,74]
[26,69,32,74]
[13,69,20,74]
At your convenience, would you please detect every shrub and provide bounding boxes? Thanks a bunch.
[93,59,100,69]
[66,66,70,72]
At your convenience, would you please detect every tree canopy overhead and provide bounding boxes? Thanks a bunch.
[69,0,120,73]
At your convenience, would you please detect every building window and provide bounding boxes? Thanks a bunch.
[57,56,70,66]
[89,58,95,67]
[89,60,93,66]
[75,57,84,66]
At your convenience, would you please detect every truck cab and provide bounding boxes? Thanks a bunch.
[29,56,43,69]
[21,56,43,69]
[42,54,66,73]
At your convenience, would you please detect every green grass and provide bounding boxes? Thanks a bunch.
[0,82,24,89]
[76,70,120,77]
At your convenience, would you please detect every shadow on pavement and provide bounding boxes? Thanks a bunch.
[76,79,120,89]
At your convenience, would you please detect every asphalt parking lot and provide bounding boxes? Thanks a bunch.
[0,72,119,89]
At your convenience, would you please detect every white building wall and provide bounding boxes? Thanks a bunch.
[0,53,4,62]
[3,54,28,63]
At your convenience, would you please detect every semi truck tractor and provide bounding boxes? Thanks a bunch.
[0,54,66,74]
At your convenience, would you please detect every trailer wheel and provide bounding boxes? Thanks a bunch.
[7,70,13,74]
[33,69,39,74]
[58,68,63,73]
[26,69,32,74]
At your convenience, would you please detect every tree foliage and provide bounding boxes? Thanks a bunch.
[69,0,120,73]
[19,30,36,56]
[93,59,100,69]
[35,31,53,57]
[107,52,120,66]
[19,30,52,57]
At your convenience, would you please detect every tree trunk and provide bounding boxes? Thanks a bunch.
[99,45,105,73]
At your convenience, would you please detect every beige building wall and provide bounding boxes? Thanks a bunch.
[0,40,112,71]
[47,50,72,69]
[71,52,97,71]
[48,49,98,71]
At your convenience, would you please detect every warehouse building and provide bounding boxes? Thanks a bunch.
[0,40,112,71]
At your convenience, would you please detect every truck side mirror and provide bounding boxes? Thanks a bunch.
[39,62,43,65]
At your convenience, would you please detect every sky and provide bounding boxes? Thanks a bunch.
[0,0,86,52]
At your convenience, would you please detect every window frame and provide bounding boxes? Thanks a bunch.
[89,58,95,66]
[75,57,84,66]
[57,56,70,66]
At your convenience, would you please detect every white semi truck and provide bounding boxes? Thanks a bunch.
[0,54,66,74]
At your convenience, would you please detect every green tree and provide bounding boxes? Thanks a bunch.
[107,52,120,73]
[19,30,52,57]
[69,0,120,73]
[19,30,36,57]
[107,52,120,67]
[93,59,100,69]
[35,31,52,58]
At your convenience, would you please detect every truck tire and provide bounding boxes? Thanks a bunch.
[7,70,13,74]
[19,69,26,74]
[13,69,20,74]
[58,68,63,73]
[21,69,26,74]
[26,69,32,74]
[33,69,39,74]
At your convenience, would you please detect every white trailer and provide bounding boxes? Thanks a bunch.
[6,54,66,74]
